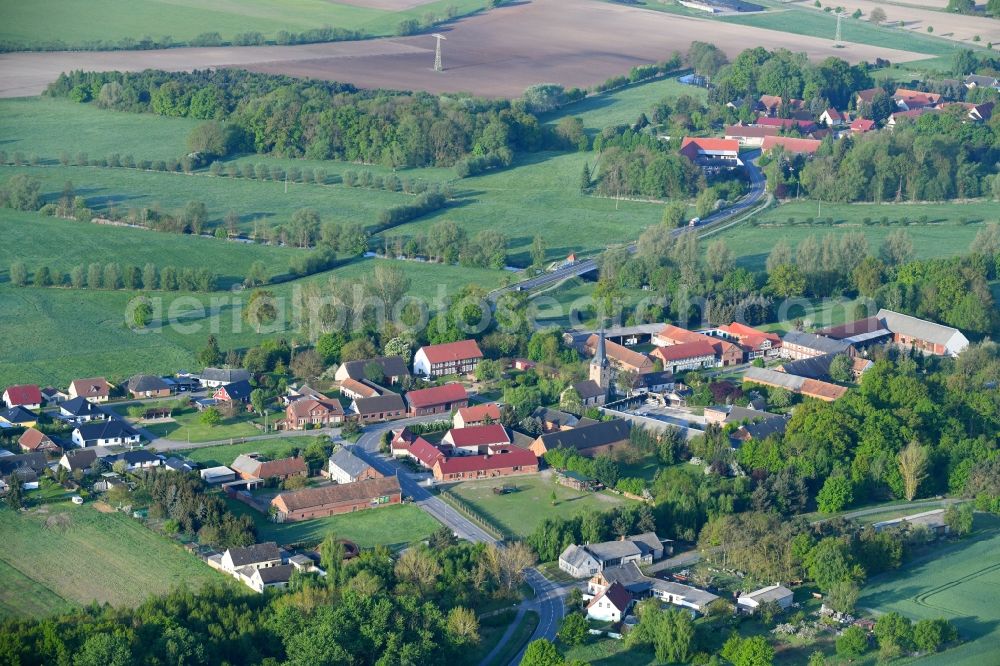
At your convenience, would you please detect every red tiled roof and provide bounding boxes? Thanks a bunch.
[340,378,379,398]
[257,457,308,479]
[406,383,468,409]
[680,137,739,153]
[850,118,875,132]
[720,323,781,351]
[588,581,632,612]
[273,476,401,512]
[651,340,716,363]
[753,117,817,131]
[725,125,780,139]
[288,397,343,418]
[585,334,652,371]
[456,403,501,423]
[70,378,110,398]
[433,447,537,475]
[18,428,57,451]
[3,384,41,406]
[856,88,882,104]
[656,324,709,344]
[418,340,484,365]
[761,136,822,155]
[408,437,447,467]
[446,424,510,448]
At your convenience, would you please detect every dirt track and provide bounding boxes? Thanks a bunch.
[0,0,931,99]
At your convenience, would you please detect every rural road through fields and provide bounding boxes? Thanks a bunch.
[494,153,767,298]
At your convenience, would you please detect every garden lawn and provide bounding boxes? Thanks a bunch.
[445,475,630,541]
[0,0,487,48]
[564,637,655,666]
[0,209,300,288]
[857,514,1000,666]
[137,407,263,443]
[0,503,224,617]
[179,437,323,467]
[226,501,440,550]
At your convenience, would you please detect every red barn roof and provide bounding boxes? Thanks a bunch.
[761,136,822,155]
[406,383,468,409]
[418,340,484,364]
[433,448,537,475]
[456,403,501,424]
[680,137,739,153]
[445,424,510,448]
[651,340,716,363]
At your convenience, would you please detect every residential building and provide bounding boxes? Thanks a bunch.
[855,87,883,107]
[652,324,742,366]
[724,124,780,147]
[230,454,307,482]
[743,367,848,401]
[107,450,161,471]
[413,340,483,378]
[127,375,172,398]
[893,88,942,111]
[406,383,469,416]
[780,331,854,360]
[163,457,196,473]
[530,419,631,458]
[730,414,789,443]
[583,333,655,375]
[219,542,283,574]
[0,406,38,428]
[649,340,716,374]
[72,420,141,447]
[964,74,1000,90]
[199,368,251,388]
[214,379,252,404]
[737,584,794,614]
[442,423,511,454]
[531,406,579,432]
[0,452,48,489]
[558,532,668,577]
[283,395,344,430]
[453,403,501,428]
[2,385,42,410]
[351,393,406,422]
[710,322,781,359]
[68,377,111,403]
[680,137,742,167]
[391,433,446,469]
[59,448,98,474]
[588,562,719,613]
[876,308,969,357]
[40,387,68,405]
[338,378,381,401]
[819,108,847,126]
[587,582,632,622]
[59,397,109,423]
[328,447,380,484]
[755,95,801,116]
[271,475,402,522]
[431,447,539,481]
[760,136,822,155]
[18,428,60,453]
[334,356,409,385]
[887,108,933,127]
[849,118,876,133]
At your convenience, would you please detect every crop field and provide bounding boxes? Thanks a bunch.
[0,210,301,288]
[0,0,931,100]
[858,514,1000,666]
[445,474,630,541]
[0,0,486,49]
[796,0,1000,45]
[226,500,440,549]
[0,504,224,618]
[180,437,323,467]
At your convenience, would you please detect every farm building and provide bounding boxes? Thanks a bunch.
[530,419,630,458]
[649,340,716,374]
[441,423,511,454]
[737,584,794,614]
[327,447,380,484]
[405,383,469,416]
[270,476,401,522]
[559,532,668,577]
[338,378,381,401]
[707,322,781,359]
[780,331,854,360]
[453,403,501,428]
[413,340,483,378]
[583,334,655,375]
[431,447,538,482]
[876,309,969,357]
[200,466,236,484]
[532,406,580,432]
[680,137,742,167]
[589,562,719,614]
[743,367,848,401]
[230,454,307,482]
[335,355,409,385]
[350,393,406,423]
[760,136,822,155]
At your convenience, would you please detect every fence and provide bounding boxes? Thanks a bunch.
[437,488,509,541]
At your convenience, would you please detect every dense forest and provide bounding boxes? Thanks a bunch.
[46,70,547,167]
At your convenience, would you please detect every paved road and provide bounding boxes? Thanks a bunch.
[810,497,964,525]
[493,153,766,297]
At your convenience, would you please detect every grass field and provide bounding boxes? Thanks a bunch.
[0,0,487,49]
[134,407,265,443]
[179,437,323,467]
[0,210,301,287]
[857,514,1000,666]
[445,474,630,541]
[226,500,440,549]
[484,610,540,666]
[0,504,224,618]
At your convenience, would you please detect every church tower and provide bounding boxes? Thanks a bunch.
[589,327,610,390]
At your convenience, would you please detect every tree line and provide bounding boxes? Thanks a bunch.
[8,260,218,293]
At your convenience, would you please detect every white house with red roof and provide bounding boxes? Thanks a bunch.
[587,581,633,622]
[453,403,501,428]
[413,340,484,378]
[680,137,742,167]
[709,322,782,360]
[819,108,847,126]
[405,383,469,416]
[431,447,538,482]
[3,385,42,411]
[649,340,717,374]
[849,118,876,134]
[893,88,942,111]
[441,423,511,455]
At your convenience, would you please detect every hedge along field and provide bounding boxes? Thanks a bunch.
[0,97,198,163]
[0,504,225,618]
[0,210,302,287]
[0,0,487,48]
[858,514,1000,666]
[714,200,995,272]
[0,258,504,387]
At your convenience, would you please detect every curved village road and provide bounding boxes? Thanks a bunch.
[494,152,766,297]
[352,418,566,663]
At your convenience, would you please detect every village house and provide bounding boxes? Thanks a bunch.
[107,450,161,471]
[0,452,48,490]
[72,420,141,448]
[649,340,717,374]
[724,124,780,147]
[68,377,111,403]
[270,475,401,522]
[964,73,1000,89]
[755,95,802,117]
[2,385,42,411]
[587,582,633,623]
[230,454,307,482]
[0,406,38,428]
[412,340,483,378]
[127,374,172,399]
[680,137,742,167]
[17,428,60,454]
[163,457,196,473]
[780,331,855,360]
[391,431,446,469]
[709,322,782,360]
[589,562,720,614]
[653,324,743,367]
[583,334,655,375]
[760,136,822,155]
[59,448,98,474]
[893,88,942,111]
[351,393,407,423]
[849,118,876,134]
[284,383,330,405]
[59,397,109,424]
[743,367,848,401]
[819,108,847,126]
[855,87,883,108]
[441,423,511,455]
[737,584,794,614]
[199,368,251,388]
[530,419,630,458]
[40,386,69,405]
[405,383,469,416]
[431,446,539,481]
[334,356,409,385]
[327,446,381,484]
[559,532,669,577]
[213,379,253,405]
[283,394,344,430]
[876,308,969,357]
[531,406,580,432]
[219,542,283,574]
[338,378,381,401]
[453,403,501,428]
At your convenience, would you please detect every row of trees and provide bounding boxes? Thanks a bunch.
[379,220,510,268]
[8,260,218,292]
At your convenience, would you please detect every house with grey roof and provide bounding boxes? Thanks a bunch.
[589,561,720,613]
[127,374,172,398]
[327,446,379,484]
[248,564,294,593]
[559,544,602,578]
[876,309,969,357]
[199,367,251,388]
[59,397,109,424]
[558,532,669,578]
[780,331,854,360]
[220,542,283,573]
[737,584,794,614]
